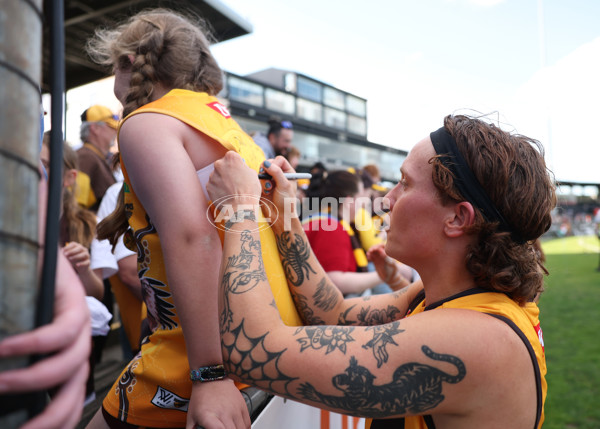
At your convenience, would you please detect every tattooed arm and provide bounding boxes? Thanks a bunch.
[219,226,529,421]
[264,157,422,326]
[208,152,420,327]
[275,225,423,326]
[207,152,541,426]
[207,152,538,425]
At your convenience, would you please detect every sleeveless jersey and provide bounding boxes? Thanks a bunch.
[367,289,546,429]
[102,89,303,427]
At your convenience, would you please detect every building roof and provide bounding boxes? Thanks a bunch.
[42,0,252,92]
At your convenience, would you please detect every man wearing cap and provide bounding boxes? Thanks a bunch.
[253,117,294,159]
[77,105,119,212]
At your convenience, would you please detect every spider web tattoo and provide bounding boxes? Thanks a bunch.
[222,320,298,396]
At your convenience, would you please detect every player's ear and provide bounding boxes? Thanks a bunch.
[444,201,475,238]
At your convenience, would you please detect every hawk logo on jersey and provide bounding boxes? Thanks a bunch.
[207,101,231,118]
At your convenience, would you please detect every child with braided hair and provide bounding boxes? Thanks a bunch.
[84,8,303,429]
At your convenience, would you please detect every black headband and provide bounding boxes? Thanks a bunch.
[430,126,523,243]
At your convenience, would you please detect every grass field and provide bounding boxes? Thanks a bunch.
[539,235,600,429]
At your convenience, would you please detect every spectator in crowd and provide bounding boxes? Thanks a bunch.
[303,161,329,217]
[96,179,147,359]
[355,166,416,295]
[355,168,386,250]
[41,133,105,300]
[207,113,555,429]
[77,105,119,212]
[301,170,411,297]
[370,182,392,238]
[286,145,301,170]
[252,117,294,159]
[358,166,378,202]
[42,134,112,406]
[284,145,308,205]
[309,161,328,178]
[85,8,302,429]
[362,163,382,184]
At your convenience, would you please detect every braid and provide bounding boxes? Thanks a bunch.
[193,46,223,95]
[122,53,155,117]
[86,8,225,244]
[123,25,166,116]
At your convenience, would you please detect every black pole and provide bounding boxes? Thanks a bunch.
[38,0,64,327]
[29,0,65,418]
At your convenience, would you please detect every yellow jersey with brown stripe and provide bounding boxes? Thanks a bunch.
[102,89,302,427]
[367,289,546,429]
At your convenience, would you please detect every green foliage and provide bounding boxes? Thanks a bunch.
[538,244,600,429]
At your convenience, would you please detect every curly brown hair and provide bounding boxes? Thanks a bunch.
[86,9,223,246]
[430,115,557,304]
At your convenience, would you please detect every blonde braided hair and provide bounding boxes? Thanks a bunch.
[87,8,223,246]
[87,8,223,117]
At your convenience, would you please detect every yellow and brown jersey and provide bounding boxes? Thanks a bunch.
[103,89,302,427]
[367,289,546,429]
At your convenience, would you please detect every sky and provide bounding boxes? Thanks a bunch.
[58,0,600,189]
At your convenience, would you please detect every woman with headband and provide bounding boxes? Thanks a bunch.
[207,114,555,429]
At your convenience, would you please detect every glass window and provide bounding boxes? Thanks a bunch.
[318,139,344,163]
[347,115,367,136]
[324,107,346,130]
[297,76,322,103]
[293,131,320,159]
[284,73,297,93]
[232,116,267,137]
[318,140,362,167]
[346,94,366,117]
[363,147,381,165]
[297,98,322,123]
[378,152,405,181]
[227,76,263,107]
[265,88,295,115]
[323,87,345,110]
